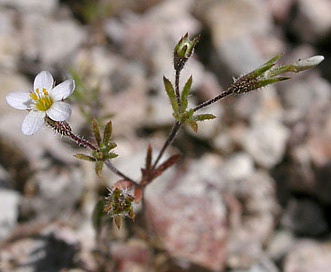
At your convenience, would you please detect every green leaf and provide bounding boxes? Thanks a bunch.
[163,76,178,113]
[95,161,104,177]
[188,120,198,133]
[102,142,117,154]
[103,121,112,145]
[105,152,118,160]
[181,76,192,113]
[92,119,101,146]
[74,153,96,161]
[194,113,216,122]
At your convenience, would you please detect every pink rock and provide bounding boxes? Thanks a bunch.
[144,158,228,270]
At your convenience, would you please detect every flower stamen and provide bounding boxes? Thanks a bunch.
[30,88,54,112]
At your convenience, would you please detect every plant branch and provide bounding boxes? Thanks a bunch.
[104,160,139,186]
[175,70,181,113]
[152,121,182,169]
[193,89,233,112]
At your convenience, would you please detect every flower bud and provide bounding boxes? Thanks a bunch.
[290,55,325,72]
[174,33,200,72]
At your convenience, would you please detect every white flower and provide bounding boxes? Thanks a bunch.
[6,71,75,135]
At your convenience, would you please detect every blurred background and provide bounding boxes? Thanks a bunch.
[0,0,331,271]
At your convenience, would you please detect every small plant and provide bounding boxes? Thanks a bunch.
[6,33,324,229]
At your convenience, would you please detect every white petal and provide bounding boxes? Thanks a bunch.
[6,92,32,110]
[34,71,54,91]
[292,56,325,71]
[50,79,75,101]
[47,102,71,121]
[21,111,45,135]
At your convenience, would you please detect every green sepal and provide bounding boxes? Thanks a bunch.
[252,54,283,77]
[74,153,96,161]
[103,121,112,145]
[163,76,178,113]
[256,77,290,89]
[267,65,290,78]
[92,119,101,147]
[181,76,192,113]
[113,216,122,229]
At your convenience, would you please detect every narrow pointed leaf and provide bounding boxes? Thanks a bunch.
[92,119,101,146]
[188,120,198,133]
[74,153,96,161]
[156,154,181,174]
[105,152,118,160]
[95,161,104,177]
[103,121,112,145]
[104,142,117,152]
[194,113,216,122]
[163,76,178,113]
[181,76,192,113]
[145,144,153,170]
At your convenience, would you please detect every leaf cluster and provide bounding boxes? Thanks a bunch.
[163,75,215,132]
[75,119,117,176]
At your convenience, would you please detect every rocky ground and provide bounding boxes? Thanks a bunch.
[0,0,331,271]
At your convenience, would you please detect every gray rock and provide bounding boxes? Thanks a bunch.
[0,189,20,242]
[193,0,274,81]
[0,9,21,70]
[0,0,58,14]
[104,0,201,92]
[194,0,272,42]
[229,257,279,272]
[269,0,296,23]
[278,73,331,124]
[284,240,331,272]
[21,15,86,65]
[267,230,295,262]
[222,152,254,182]
[0,224,80,272]
[144,156,228,271]
[291,0,331,42]
[241,121,290,168]
[286,102,331,204]
[20,166,85,222]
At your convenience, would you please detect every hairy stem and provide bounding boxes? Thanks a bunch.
[48,118,137,184]
[68,132,98,151]
[175,69,181,113]
[193,88,233,112]
[152,121,182,169]
[104,160,139,186]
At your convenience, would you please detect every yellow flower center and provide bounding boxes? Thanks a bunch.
[30,88,54,112]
